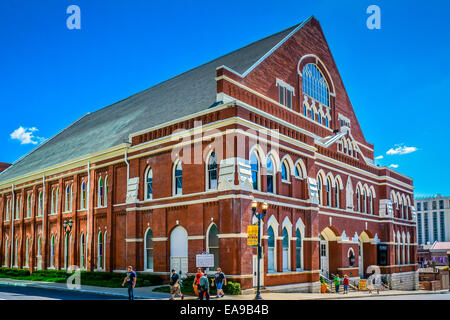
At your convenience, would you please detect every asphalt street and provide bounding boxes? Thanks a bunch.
[0,284,128,300]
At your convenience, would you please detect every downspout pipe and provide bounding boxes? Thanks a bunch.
[41,175,45,269]
[86,161,90,269]
[10,184,14,268]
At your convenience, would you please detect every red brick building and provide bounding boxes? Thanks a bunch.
[0,163,10,173]
[0,17,417,291]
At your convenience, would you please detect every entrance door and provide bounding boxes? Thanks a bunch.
[320,239,329,278]
[252,254,264,287]
[358,240,364,278]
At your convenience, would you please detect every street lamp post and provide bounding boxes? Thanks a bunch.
[252,200,268,300]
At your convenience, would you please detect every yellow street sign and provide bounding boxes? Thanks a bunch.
[358,279,367,291]
[247,225,259,246]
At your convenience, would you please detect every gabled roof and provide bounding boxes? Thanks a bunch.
[0,21,304,183]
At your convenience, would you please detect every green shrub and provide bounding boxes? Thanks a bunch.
[224,281,241,295]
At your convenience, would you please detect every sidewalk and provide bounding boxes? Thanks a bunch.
[223,289,449,300]
[0,278,447,300]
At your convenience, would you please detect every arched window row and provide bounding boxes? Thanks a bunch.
[250,148,307,194]
[390,190,412,220]
[302,100,331,128]
[267,216,305,273]
[316,171,344,209]
[394,230,411,265]
[337,138,359,159]
[355,183,376,214]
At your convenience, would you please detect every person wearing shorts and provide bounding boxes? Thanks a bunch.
[213,267,227,298]
[169,269,184,300]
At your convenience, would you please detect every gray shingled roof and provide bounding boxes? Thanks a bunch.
[0,23,300,183]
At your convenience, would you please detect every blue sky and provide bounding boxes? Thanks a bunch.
[0,0,449,197]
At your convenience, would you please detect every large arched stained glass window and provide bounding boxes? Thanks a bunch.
[302,64,330,107]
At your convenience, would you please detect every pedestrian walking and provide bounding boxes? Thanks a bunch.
[333,274,340,293]
[343,274,349,294]
[169,269,184,300]
[122,266,137,300]
[193,268,204,298]
[198,273,210,300]
[212,267,227,298]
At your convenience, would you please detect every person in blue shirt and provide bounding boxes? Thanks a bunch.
[122,266,137,300]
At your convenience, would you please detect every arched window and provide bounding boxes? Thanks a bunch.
[326,178,332,206]
[311,111,315,121]
[207,152,218,190]
[282,228,289,271]
[80,233,85,269]
[98,177,104,207]
[51,189,56,214]
[70,185,73,210]
[356,188,361,212]
[295,164,303,179]
[369,193,373,214]
[14,238,18,267]
[397,237,401,265]
[144,167,153,200]
[37,192,42,217]
[5,199,10,221]
[26,194,32,218]
[325,116,329,128]
[81,182,86,209]
[318,112,322,124]
[104,176,108,206]
[50,235,55,267]
[317,176,323,205]
[335,180,340,208]
[15,196,21,220]
[207,224,219,269]
[97,232,103,270]
[4,237,8,266]
[303,103,307,116]
[363,189,367,213]
[65,185,70,212]
[25,237,29,267]
[170,226,188,275]
[407,233,411,264]
[302,63,330,106]
[250,152,260,191]
[144,229,154,271]
[281,161,289,182]
[296,228,303,270]
[174,160,183,195]
[268,226,275,272]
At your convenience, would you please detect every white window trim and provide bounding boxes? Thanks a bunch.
[276,78,295,95]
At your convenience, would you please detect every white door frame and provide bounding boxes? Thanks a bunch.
[320,239,329,278]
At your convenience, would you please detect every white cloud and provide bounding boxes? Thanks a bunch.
[389,164,399,168]
[386,144,418,155]
[10,126,45,145]
[375,155,383,160]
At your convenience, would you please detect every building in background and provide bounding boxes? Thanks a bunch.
[415,195,450,245]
